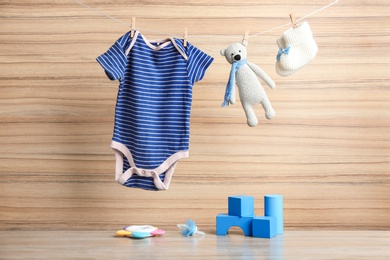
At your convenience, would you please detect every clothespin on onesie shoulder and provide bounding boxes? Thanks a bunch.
[289,13,297,29]
[183,27,188,47]
[242,30,249,46]
[130,17,136,37]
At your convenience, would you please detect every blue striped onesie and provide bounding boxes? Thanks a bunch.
[97,31,214,191]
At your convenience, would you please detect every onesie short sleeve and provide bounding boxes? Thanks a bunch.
[96,32,131,81]
[186,43,214,84]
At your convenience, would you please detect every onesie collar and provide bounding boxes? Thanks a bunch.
[125,31,188,60]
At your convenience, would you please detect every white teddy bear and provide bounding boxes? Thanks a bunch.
[220,43,276,127]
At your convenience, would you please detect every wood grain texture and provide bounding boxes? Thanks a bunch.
[1,230,390,259]
[0,0,389,231]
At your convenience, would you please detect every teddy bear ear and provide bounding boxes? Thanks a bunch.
[220,49,226,56]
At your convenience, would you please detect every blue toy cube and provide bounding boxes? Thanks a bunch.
[252,216,277,239]
[228,195,255,217]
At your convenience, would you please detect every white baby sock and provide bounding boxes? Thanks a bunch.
[275,37,297,77]
[275,21,318,76]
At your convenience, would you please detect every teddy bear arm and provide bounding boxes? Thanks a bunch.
[247,61,276,89]
[229,86,236,104]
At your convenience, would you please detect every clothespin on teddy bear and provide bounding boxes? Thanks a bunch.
[242,30,250,47]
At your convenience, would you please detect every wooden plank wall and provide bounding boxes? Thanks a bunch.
[1,0,389,231]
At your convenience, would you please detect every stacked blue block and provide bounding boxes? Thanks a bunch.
[216,194,283,239]
[216,195,255,236]
[228,195,254,217]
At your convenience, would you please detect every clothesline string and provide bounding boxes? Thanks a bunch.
[75,0,339,40]
[249,0,340,38]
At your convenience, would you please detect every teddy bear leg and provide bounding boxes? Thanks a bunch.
[242,103,258,127]
[261,96,276,120]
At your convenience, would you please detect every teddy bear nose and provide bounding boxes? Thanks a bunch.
[234,54,241,61]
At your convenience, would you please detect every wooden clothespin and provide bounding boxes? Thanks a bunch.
[130,17,136,37]
[183,28,188,47]
[242,30,249,46]
[289,13,297,29]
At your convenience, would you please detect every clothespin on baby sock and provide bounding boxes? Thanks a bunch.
[242,30,249,46]
[289,13,297,29]
[183,27,188,47]
[130,17,136,37]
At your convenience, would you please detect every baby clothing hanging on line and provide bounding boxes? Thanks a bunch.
[275,21,318,77]
[97,30,214,191]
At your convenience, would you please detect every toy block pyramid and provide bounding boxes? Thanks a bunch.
[216,194,283,239]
